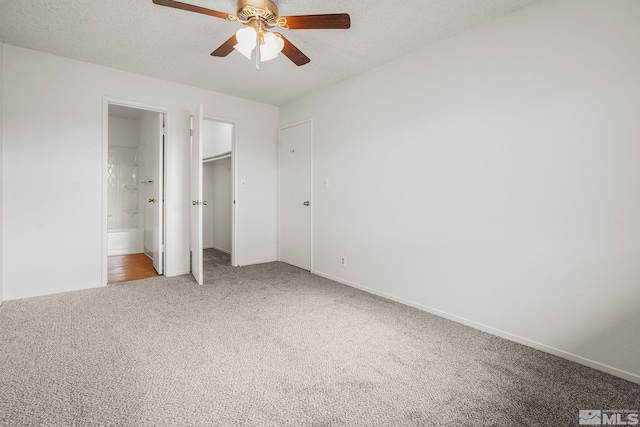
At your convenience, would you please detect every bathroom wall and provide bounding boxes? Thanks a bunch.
[108,117,139,148]
[108,116,140,231]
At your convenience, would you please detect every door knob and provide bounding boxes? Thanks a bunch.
[148,198,155,203]
[203,201,208,206]
[303,201,310,206]
[192,201,199,206]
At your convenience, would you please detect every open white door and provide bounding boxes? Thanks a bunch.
[151,113,164,274]
[190,105,204,285]
[279,121,312,270]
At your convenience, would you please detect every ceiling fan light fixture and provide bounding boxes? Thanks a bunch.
[153,0,350,68]
[260,32,285,61]
[234,27,257,59]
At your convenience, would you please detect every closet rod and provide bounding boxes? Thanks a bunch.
[203,153,232,163]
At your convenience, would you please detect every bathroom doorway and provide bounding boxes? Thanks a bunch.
[103,99,167,285]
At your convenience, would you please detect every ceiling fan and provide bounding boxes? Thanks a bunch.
[152,0,351,69]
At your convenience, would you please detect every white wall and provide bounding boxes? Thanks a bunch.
[108,116,139,148]
[3,45,278,300]
[279,0,640,382]
[203,120,233,159]
[0,38,4,304]
[203,159,232,253]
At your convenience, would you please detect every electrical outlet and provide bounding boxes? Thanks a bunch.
[340,256,347,267]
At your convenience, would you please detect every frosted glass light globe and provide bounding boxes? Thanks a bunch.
[234,27,257,59]
[260,32,285,61]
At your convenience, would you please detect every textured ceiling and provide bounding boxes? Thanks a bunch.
[0,0,541,106]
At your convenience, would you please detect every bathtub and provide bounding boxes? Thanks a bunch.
[107,228,144,256]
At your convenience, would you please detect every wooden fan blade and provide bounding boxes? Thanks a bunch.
[152,0,230,20]
[211,35,238,57]
[280,14,351,30]
[274,33,310,66]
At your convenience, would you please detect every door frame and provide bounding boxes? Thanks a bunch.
[277,118,313,272]
[102,96,170,286]
[202,115,238,267]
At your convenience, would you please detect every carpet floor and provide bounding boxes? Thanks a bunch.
[1,249,638,426]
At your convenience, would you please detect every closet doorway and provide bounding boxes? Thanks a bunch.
[202,117,236,264]
[103,99,168,285]
[190,107,237,285]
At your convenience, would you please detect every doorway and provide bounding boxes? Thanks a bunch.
[190,105,237,285]
[279,120,312,271]
[202,118,234,257]
[103,99,168,285]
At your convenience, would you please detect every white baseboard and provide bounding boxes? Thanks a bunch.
[165,269,189,277]
[204,246,231,254]
[313,270,640,385]
[4,282,105,301]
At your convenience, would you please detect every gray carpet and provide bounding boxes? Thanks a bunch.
[1,249,638,426]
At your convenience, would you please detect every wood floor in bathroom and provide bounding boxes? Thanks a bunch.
[108,253,159,284]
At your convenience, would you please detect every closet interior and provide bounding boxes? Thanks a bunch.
[202,119,234,259]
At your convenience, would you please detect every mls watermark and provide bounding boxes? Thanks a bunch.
[579,410,639,425]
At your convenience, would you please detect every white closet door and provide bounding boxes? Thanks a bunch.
[190,105,204,285]
[279,121,312,270]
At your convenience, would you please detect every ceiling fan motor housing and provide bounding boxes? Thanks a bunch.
[236,0,279,27]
